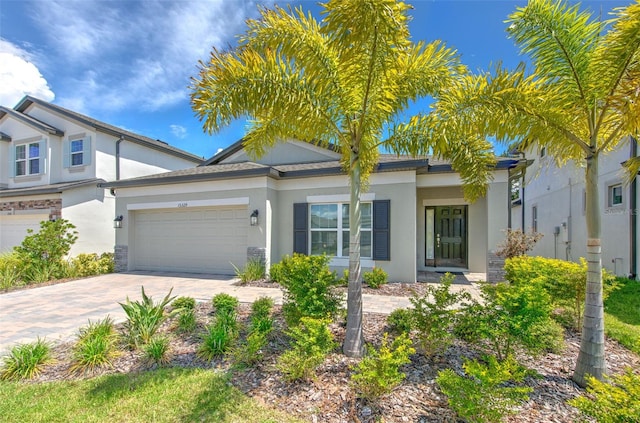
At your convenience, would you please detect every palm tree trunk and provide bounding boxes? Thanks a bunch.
[573,152,607,387]
[343,149,364,357]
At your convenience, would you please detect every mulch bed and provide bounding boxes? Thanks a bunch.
[24,294,640,423]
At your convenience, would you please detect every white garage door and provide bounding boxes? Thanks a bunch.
[133,206,247,274]
[0,214,48,253]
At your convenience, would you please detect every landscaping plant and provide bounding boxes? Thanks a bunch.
[569,368,640,423]
[386,308,414,335]
[274,254,343,326]
[351,333,415,400]
[410,273,471,357]
[172,296,196,310]
[277,317,336,381]
[362,267,388,289]
[119,287,177,348]
[232,258,266,284]
[455,281,564,360]
[70,317,119,374]
[0,252,23,290]
[198,321,236,361]
[176,308,198,334]
[68,253,115,277]
[144,336,172,366]
[436,355,533,423]
[495,228,543,259]
[0,338,52,381]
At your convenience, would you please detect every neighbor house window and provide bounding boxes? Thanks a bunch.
[608,184,623,207]
[532,205,538,232]
[540,146,546,158]
[309,202,372,258]
[64,136,91,168]
[14,142,41,176]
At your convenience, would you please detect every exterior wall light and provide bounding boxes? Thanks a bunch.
[114,215,124,229]
[250,209,259,226]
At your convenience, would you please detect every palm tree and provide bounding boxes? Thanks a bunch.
[419,0,639,386]
[190,0,494,357]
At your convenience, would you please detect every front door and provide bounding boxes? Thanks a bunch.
[425,206,467,268]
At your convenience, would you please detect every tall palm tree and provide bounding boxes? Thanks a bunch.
[417,0,639,386]
[191,0,494,357]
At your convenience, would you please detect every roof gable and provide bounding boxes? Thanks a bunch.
[0,106,64,136]
[203,139,341,166]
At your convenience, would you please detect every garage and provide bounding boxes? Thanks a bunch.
[0,213,49,253]
[132,206,248,274]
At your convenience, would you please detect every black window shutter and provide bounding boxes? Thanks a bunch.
[373,200,390,260]
[293,203,308,254]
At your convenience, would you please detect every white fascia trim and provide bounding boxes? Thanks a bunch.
[0,209,51,216]
[422,199,467,207]
[127,197,250,211]
[307,193,375,203]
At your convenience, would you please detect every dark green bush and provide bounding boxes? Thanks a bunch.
[363,267,388,289]
[436,355,533,423]
[198,321,235,361]
[455,281,564,360]
[569,368,640,422]
[14,219,78,282]
[277,317,336,381]
[212,293,239,316]
[274,254,343,326]
[351,333,415,400]
[504,256,618,329]
[176,308,197,333]
[172,296,196,310]
[386,308,414,335]
[411,273,472,357]
[144,336,171,366]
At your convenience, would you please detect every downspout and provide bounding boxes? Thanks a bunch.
[508,167,513,230]
[115,135,124,181]
[630,137,637,279]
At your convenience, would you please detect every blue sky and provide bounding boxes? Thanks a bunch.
[0,0,630,159]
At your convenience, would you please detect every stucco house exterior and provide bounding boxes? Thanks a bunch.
[510,137,639,278]
[102,139,527,282]
[0,96,203,255]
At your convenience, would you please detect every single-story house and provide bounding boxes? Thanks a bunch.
[101,139,526,282]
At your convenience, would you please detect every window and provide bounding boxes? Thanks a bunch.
[540,146,546,158]
[309,202,372,258]
[64,136,91,167]
[608,184,623,207]
[14,142,41,176]
[532,205,538,232]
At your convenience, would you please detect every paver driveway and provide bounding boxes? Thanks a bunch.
[0,271,414,355]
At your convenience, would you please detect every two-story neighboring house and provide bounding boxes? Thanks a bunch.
[0,96,202,255]
[511,138,639,278]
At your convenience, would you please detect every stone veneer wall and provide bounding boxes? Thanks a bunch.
[486,251,506,283]
[114,245,128,273]
[247,247,266,265]
[0,199,62,220]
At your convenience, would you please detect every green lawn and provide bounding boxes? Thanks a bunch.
[0,367,302,423]
[605,278,640,355]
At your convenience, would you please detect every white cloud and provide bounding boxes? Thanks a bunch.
[30,0,259,114]
[170,124,188,139]
[0,39,55,107]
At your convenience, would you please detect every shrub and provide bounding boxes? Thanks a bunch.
[176,308,197,333]
[144,336,171,366]
[363,267,388,289]
[455,281,564,360]
[69,253,114,277]
[13,219,78,282]
[172,296,196,310]
[212,293,239,316]
[410,273,472,357]
[198,321,236,361]
[495,228,543,259]
[70,317,119,374]
[505,256,618,329]
[275,254,343,326]
[0,338,52,381]
[569,368,640,423]
[386,308,414,335]
[232,297,275,366]
[250,296,274,333]
[119,287,177,348]
[0,252,24,290]
[436,355,533,423]
[268,262,283,283]
[277,317,336,381]
[351,333,415,400]
[232,258,266,283]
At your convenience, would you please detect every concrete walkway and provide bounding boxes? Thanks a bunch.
[1,271,430,355]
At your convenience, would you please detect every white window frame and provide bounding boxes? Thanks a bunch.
[608,184,623,207]
[14,142,42,176]
[70,138,84,166]
[309,202,373,259]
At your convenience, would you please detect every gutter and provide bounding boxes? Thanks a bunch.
[631,137,638,279]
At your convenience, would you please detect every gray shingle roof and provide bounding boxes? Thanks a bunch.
[0,179,104,198]
[0,106,64,136]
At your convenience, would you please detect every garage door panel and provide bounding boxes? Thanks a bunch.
[0,214,49,253]
[133,206,247,274]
